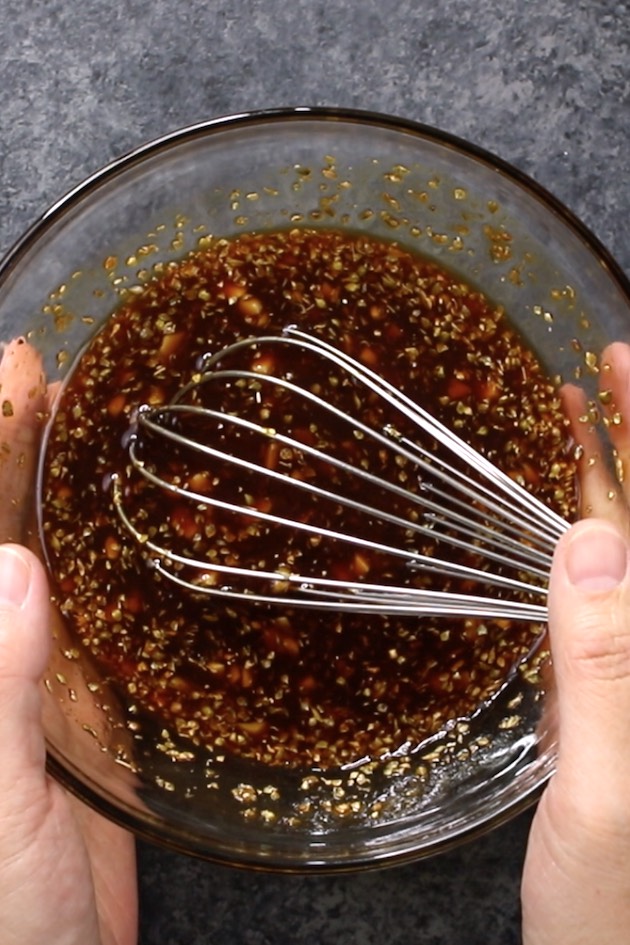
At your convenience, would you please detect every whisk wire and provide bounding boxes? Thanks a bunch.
[121,429,546,596]
[112,475,547,621]
[132,394,552,584]
[195,328,566,548]
[283,327,567,537]
[114,326,571,621]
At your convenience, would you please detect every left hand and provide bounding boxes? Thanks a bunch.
[0,339,138,945]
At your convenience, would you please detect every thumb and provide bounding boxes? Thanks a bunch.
[547,518,630,827]
[0,543,51,803]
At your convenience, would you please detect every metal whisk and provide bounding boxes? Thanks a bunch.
[112,326,570,622]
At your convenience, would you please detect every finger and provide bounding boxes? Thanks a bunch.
[560,382,625,526]
[72,800,139,945]
[0,544,51,808]
[0,338,48,544]
[546,518,630,829]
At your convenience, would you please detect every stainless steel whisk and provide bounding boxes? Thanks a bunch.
[112,326,570,622]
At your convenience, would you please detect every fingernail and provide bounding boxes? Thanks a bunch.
[0,546,31,608]
[566,523,628,591]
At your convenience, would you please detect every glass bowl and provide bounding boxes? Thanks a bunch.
[2,108,629,871]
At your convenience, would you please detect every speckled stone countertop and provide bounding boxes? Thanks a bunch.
[2,2,629,943]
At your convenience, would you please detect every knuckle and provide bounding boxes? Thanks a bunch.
[567,611,630,682]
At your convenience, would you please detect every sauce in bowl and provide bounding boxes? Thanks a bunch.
[41,227,575,771]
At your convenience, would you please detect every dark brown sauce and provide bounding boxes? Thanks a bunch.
[41,228,576,768]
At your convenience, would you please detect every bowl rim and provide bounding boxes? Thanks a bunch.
[3,105,630,305]
[7,105,626,870]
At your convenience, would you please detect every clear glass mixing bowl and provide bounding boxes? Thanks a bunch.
[2,108,629,870]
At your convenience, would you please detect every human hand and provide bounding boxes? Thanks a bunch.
[522,342,630,944]
[0,340,137,945]
[522,518,630,944]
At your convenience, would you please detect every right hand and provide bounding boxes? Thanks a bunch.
[522,341,630,944]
